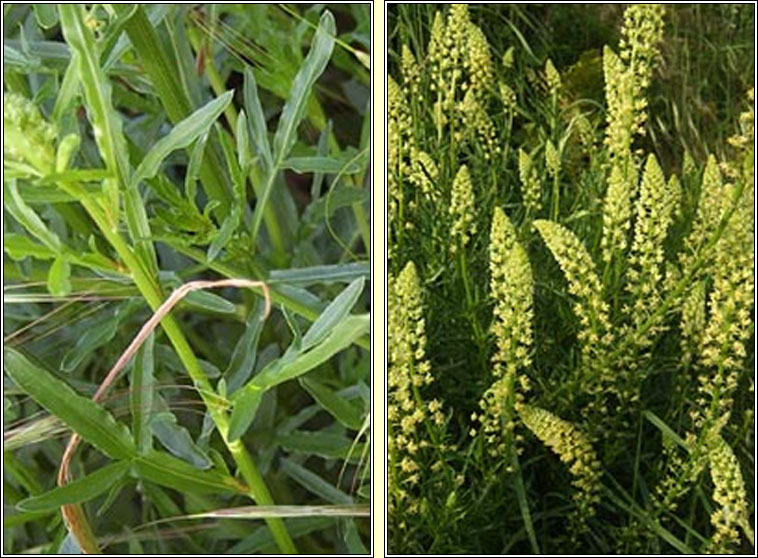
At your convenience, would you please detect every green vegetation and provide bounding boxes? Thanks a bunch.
[4,4,369,554]
[388,4,753,554]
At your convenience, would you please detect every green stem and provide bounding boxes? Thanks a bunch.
[458,248,485,347]
[58,181,297,554]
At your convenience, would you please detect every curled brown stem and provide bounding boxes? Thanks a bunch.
[57,279,270,550]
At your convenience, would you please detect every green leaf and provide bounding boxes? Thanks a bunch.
[116,5,233,215]
[58,5,130,200]
[217,121,246,203]
[278,431,357,460]
[302,277,365,350]
[4,234,56,261]
[310,120,332,199]
[280,458,352,504]
[134,451,245,495]
[237,110,251,174]
[131,91,234,189]
[16,461,131,512]
[185,130,209,205]
[183,290,237,314]
[243,68,273,170]
[228,385,264,442]
[61,314,120,372]
[131,332,154,454]
[250,314,369,391]
[272,11,336,162]
[38,169,111,186]
[207,206,240,262]
[4,348,137,460]
[299,377,363,431]
[225,301,267,393]
[46,257,72,297]
[4,180,62,253]
[150,412,212,469]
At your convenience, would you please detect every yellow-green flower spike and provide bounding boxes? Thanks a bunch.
[544,58,561,95]
[459,90,499,159]
[518,404,602,521]
[3,92,58,176]
[518,148,542,214]
[449,165,477,252]
[389,262,450,520]
[626,154,677,336]
[534,220,613,394]
[601,162,635,263]
[707,434,754,553]
[466,21,494,98]
[475,207,534,460]
[545,139,560,178]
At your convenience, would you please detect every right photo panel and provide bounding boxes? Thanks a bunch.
[386,3,755,555]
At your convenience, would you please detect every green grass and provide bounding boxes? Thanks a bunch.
[388,4,754,554]
[4,4,369,554]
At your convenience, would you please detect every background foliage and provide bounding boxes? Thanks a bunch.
[388,4,754,555]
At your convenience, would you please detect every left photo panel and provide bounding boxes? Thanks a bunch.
[3,3,371,554]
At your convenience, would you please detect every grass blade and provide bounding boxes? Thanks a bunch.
[267,262,370,286]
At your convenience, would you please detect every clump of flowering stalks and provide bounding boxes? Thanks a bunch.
[427,3,495,144]
[600,5,665,265]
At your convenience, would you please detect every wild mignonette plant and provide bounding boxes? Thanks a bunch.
[388,4,754,554]
[4,4,369,554]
